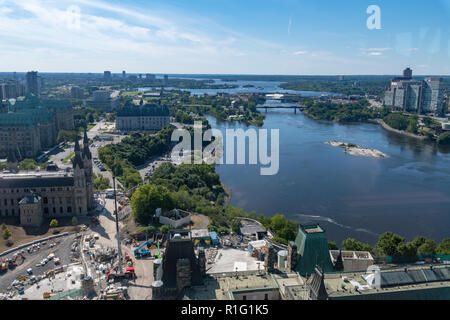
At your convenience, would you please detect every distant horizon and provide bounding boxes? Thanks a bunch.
[1,71,450,77]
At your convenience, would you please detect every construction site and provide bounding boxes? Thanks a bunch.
[2,189,450,301]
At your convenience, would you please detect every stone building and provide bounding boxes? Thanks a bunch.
[116,104,170,131]
[0,95,74,158]
[0,133,94,227]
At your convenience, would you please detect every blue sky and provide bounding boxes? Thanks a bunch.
[0,0,449,75]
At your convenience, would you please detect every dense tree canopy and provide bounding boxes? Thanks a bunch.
[342,238,374,252]
[305,100,382,123]
[436,238,450,255]
[131,184,175,224]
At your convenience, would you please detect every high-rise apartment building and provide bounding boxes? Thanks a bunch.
[384,69,445,116]
[26,71,40,96]
[0,80,25,100]
[403,67,413,79]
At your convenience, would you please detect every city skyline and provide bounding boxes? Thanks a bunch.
[0,0,449,75]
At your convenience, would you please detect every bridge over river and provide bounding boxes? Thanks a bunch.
[256,104,307,114]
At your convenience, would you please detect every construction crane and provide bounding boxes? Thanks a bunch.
[112,176,123,275]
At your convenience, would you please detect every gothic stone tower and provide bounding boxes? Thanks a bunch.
[73,138,88,216]
[82,131,95,210]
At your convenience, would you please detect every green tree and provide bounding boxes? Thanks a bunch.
[71,217,78,226]
[1,223,6,230]
[417,240,436,256]
[49,219,59,228]
[2,227,12,240]
[411,236,427,249]
[131,184,175,224]
[328,241,338,250]
[57,130,78,144]
[160,225,171,233]
[397,242,417,257]
[436,238,450,255]
[376,232,405,256]
[342,238,373,252]
[18,159,37,171]
[94,175,110,191]
[437,132,450,145]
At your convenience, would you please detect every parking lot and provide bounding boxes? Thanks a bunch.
[0,234,78,294]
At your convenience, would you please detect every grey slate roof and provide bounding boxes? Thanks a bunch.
[0,176,74,189]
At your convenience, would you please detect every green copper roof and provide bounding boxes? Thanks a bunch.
[0,113,36,127]
[1,96,68,127]
[294,224,335,277]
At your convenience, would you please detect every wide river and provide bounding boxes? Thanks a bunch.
[206,111,450,245]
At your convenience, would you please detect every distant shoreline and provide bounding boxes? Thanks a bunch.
[302,109,429,141]
[370,119,428,141]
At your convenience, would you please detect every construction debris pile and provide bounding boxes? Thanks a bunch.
[93,246,117,263]
[205,247,219,264]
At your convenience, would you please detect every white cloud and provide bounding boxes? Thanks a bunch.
[293,51,308,55]
[0,0,271,72]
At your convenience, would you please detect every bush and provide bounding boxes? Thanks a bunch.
[50,219,59,228]
[438,132,450,145]
[160,225,171,234]
[94,175,110,191]
[71,217,78,226]
[328,241,338,250]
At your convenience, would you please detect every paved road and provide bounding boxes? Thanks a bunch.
[0,234,77,292]
[90,199,153,300]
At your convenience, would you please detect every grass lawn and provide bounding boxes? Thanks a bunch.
[62,152,75,163]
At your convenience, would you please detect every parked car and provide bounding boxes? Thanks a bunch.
[27,268,33,274]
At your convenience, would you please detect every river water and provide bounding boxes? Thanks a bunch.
[206,111,450,245]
